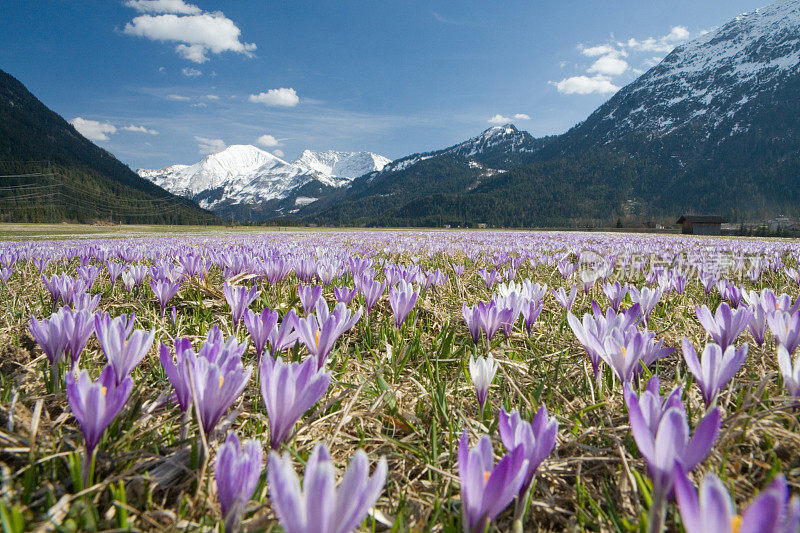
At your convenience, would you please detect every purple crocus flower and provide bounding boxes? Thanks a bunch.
[469,354,498,417]
[77,265,101,289]
[359,278,386,313]
[638,331,676,374]
[66,365,132,459]
[260,354,331,449]
[127,264,148,287]
[61,307,95,367]
[268,444,387,533]
[567,306,641,379]
[557,259,575,279]
[159,339,194,412]
[160,326,249,416]
[743,294,768,347]
[296,313,340,368]
[625,383,720,497]
[479,268,501,289]
[150,278,181,316]
[681,339,748,407]
[478,301,514,341]
[767,310,800,354]
[463,304,483,344]
[629,286,661,322]
[674,466,800,533]
[0,265,12,285]
[121,270,136,293]
[603,281,629,312]
[215,432,263,533]
[762,290,800,316]
[498,406,558,513]
[71,292,101,313]
[29,310,70,366]
[389,280,418,328]
[521,299,543,331]
[223,283,260,329]
[298,283,323,313]
[105,260,125,285]
[41,274,60,303]
[777,345,800,400]
[623,377,683,438]
[493,293,524,335]
[268,310,300,357]
[579,270,597,294]
[333,285,357,305]
[186,342,252,436]
[599,327,648,383]
[243,307,279,358]
[552,285,578,311]
[458,430,528,533]
[94,312,155,385]
[695,303,752,349]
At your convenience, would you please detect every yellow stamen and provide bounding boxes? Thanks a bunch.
[315,330,321,347]
[483,471,491,484]
[218,376,224,388]
[101,386,107,396]
[731,515,742,533]
[622,346,626,358]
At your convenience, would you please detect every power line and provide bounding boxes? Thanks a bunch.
[0,167,219,222]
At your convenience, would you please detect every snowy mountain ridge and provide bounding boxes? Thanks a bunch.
[371,123,539,177]
[591,0,800,139]
[138,144,390,211]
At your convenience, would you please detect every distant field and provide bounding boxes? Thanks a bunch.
[0,223,465,241]
[0,223,303,241]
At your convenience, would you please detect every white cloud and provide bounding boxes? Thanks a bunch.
[488,114,512,124]
[665,25,690,42]
[167,94,190,101]
[256,134,279,147]
[195,136,226,154]
[581,44,616,57]
[587,54,629,76]
[205,94,219,100]
[122,124,159,134]
[488,113,530,124]
[181,67,202,77]
[70,117,117,141]
[248,87,300,107]
[124,0,201,14]
[551,75,619,95]
[272,149,285,158]
[123,11,256,63]
[627,26,692,53]
[556,25,694,97]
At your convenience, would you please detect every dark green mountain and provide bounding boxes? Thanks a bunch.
[304,0,800,227]
[300,124,553,225]
[0,69,219,224]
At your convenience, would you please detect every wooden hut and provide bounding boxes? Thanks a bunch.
[676,215,725,235]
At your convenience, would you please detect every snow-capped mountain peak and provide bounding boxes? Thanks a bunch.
[138,144,391,214]
[446,123,536,157]
[294,149,391,179]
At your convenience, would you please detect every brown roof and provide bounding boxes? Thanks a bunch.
[676,215,726,224]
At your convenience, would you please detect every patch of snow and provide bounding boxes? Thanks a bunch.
[294,196,318,206]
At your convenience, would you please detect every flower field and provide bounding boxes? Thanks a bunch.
[0,230,799,532]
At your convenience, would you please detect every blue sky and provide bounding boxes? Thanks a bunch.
[1,0,763,169]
